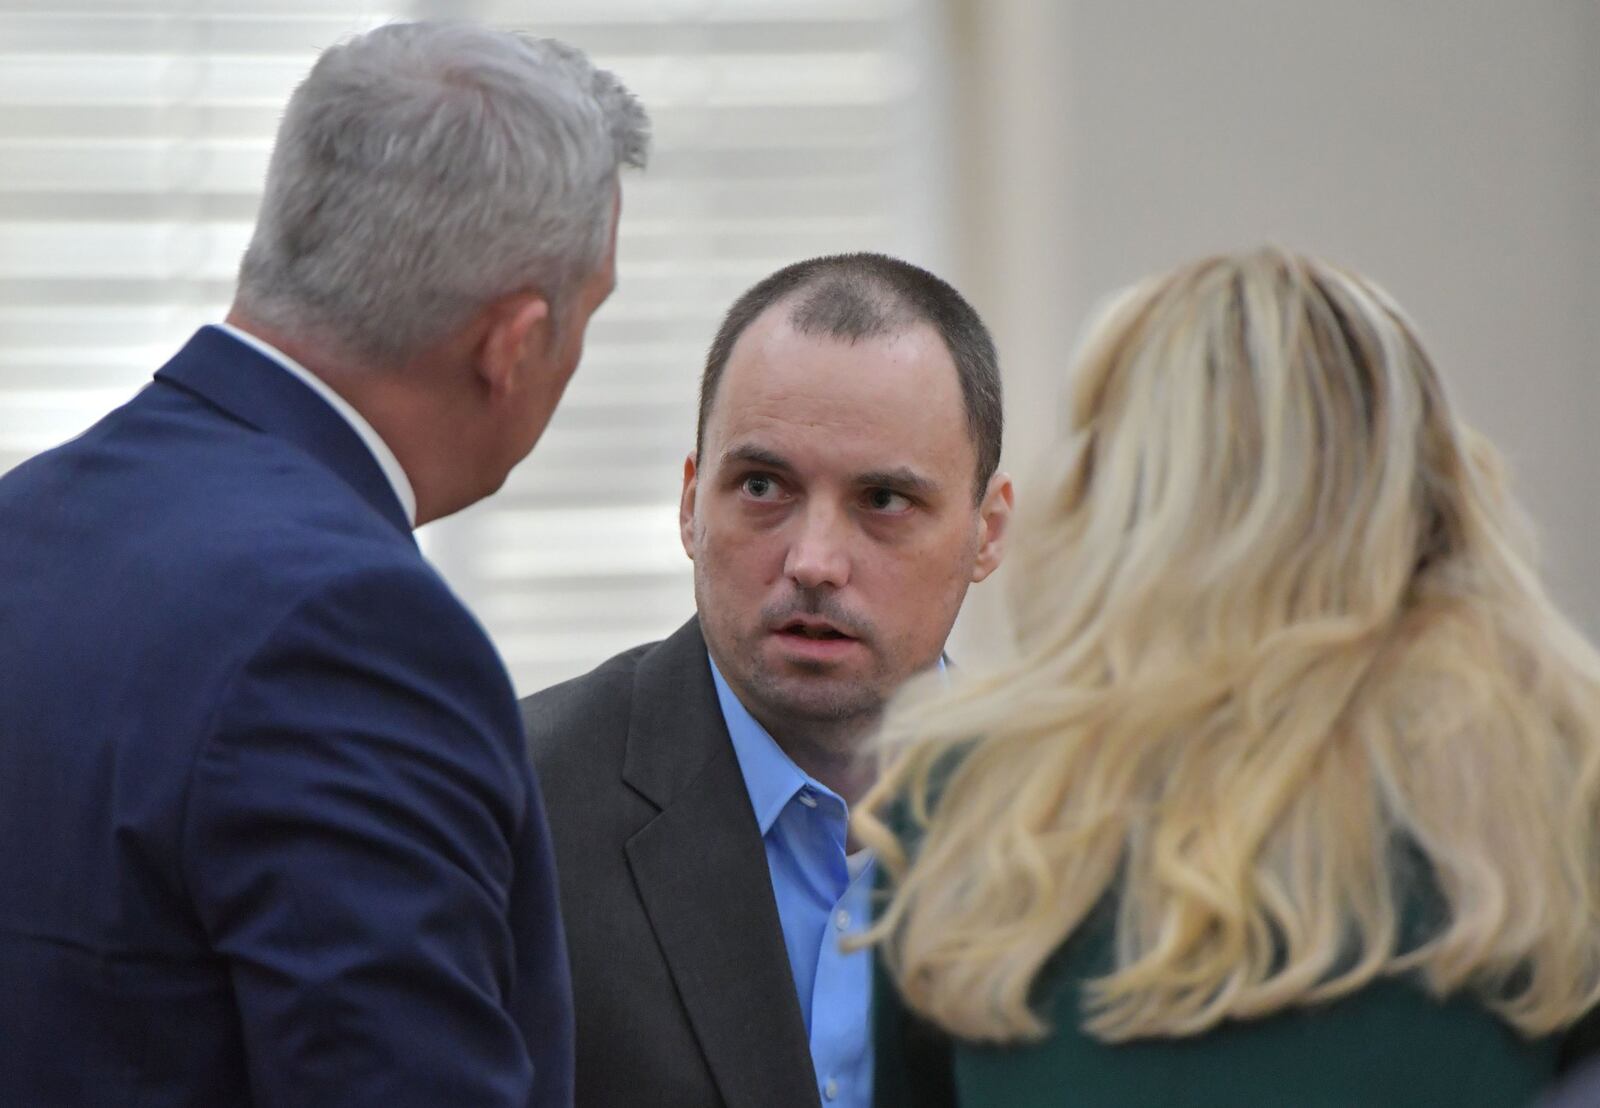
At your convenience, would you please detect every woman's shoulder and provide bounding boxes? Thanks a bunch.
[960,949,1563,1108]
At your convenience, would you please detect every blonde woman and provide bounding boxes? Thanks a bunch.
[857,249,1600,1107]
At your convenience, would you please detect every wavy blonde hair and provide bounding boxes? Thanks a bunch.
[855,247,1600,1044]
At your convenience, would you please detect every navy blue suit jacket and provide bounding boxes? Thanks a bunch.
[0,327,573,1107]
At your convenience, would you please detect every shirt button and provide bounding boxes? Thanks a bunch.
[824,1078,839,1101]
[834,908,851,931]
[797,790,818,809]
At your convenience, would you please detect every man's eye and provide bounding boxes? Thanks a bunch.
[741,475,779,499]
[866,488,912,513]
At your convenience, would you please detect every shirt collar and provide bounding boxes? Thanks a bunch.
[710,656,822,836]
[707,652,948,838]
[214,322,417,527]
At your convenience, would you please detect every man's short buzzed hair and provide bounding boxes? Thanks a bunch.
[696,252,1003,498]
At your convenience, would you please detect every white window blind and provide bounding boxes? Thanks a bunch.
[0,0,953,695]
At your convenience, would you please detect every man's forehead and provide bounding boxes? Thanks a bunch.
[718,311,962,417]
[700,312,977,483]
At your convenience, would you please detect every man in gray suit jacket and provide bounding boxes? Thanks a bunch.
[522,253,1012,1108]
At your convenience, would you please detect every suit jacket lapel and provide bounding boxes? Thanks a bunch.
[622,619,819,1108]
[153,326,413,538]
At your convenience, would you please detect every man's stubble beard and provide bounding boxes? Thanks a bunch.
[741,647,888,737]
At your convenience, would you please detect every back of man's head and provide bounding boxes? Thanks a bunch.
[697,253,1003,499]
[235,21,649,367]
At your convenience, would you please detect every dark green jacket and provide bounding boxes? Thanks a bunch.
[874,907,1573,1108]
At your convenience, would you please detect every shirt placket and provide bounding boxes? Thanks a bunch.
[802,792,872,1106]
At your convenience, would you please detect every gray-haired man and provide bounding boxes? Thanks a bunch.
[0,21,645,1108]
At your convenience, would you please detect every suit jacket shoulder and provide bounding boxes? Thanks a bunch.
[522,637,655,790]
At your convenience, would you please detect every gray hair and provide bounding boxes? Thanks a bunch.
[235,21,649,365]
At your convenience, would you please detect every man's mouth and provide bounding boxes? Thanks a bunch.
[774,618,858,643]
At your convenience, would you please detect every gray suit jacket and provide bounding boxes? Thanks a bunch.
[520,617,820,1108]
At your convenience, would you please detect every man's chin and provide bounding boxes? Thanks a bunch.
[747,671,884,726]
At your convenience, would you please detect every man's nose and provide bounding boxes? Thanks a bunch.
[783,503,851,590]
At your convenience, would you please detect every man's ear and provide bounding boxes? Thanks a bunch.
[971,472,1014,583]
[478,292,552,400]
[679,452,699,560]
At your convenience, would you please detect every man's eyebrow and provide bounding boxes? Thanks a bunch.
[856,467,939,497]
[719,444,792,472]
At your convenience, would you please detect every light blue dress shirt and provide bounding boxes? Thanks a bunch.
[710,659,874,1108]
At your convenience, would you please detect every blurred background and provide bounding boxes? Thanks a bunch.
[2,0,1595,695]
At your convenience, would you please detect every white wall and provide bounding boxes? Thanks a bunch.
[950,0,1600,658]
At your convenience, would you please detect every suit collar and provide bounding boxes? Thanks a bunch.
[621,617,729,811]
[211,323,417,526]
[621,617,819,1108]
[710,657,837,837]
[153,326,413,538]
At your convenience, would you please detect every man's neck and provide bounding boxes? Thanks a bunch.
[759,713,879,810]
[221,309,475,525]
